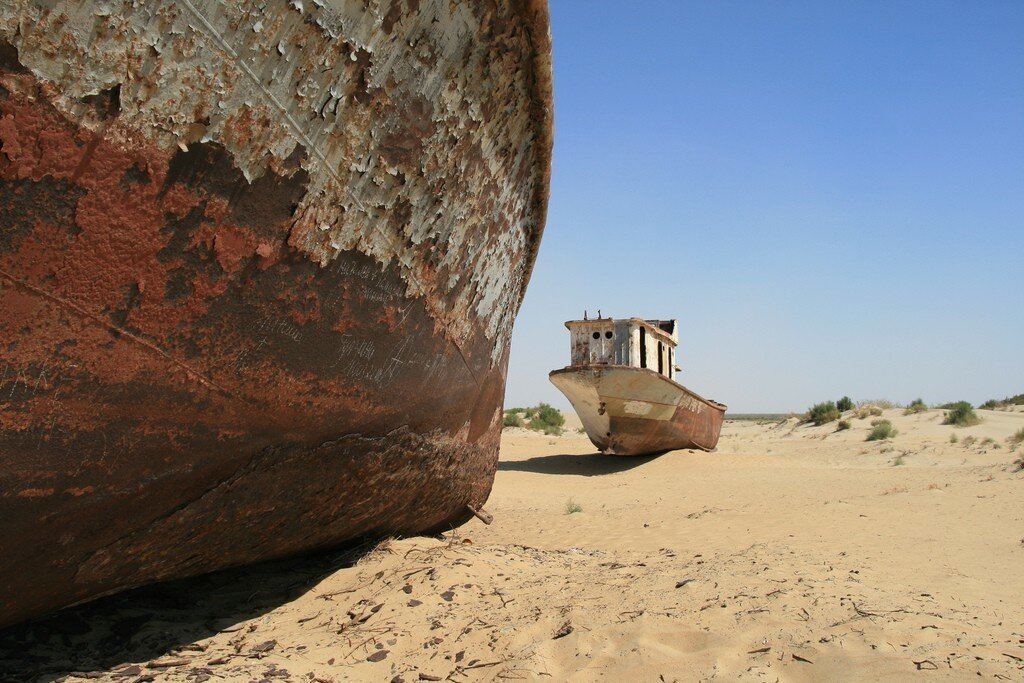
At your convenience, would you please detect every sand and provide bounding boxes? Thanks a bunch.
[2,407,1022,681]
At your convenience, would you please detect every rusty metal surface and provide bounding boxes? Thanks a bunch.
[549,366,726,456]
[0,0,552,627]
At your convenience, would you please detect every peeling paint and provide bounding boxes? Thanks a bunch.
[0,0,552,627]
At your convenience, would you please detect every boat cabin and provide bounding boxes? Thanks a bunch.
[564,316,679,380]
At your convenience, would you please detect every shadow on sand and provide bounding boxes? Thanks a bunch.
[0,541,379,682]
[497,451,660,476]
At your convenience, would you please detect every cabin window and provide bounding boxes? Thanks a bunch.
[657,341,664,374]
[639,327,647,369]
[604,331,613,339]
[592,331,600,339]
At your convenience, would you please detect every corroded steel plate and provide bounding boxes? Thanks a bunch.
[550,366,726,455]
[0,0,551,627]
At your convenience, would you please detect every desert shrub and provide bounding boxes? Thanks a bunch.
[836,420,851,431]
[866,419,897,441]
[856,405,884,419]
[942,401,981,427]
[836,396,854,412]
[949,433,959,444]
[805,401,840,426]
[904,398,927,415]
[859,399,898,410]
[962,435,977,447]
[525,402,565,435]
[1008,428,1024,448]
[503,410,524,428]
[892,454,905,466]
[565,499,582,514]
[979,393,1024,410]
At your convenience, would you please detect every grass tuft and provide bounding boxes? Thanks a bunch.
[866,419,897,441]
[859,399,898,410]
[836,419,851,432]
[565,499,583,514]
[855,405,883,419]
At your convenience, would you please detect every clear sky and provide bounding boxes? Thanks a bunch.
[504,0,1024,414]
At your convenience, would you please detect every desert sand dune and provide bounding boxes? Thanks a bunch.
[1,408,1021,681]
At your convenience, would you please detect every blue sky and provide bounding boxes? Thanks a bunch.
[505,0,1024,413]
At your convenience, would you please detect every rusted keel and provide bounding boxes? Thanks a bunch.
[0,0,552,627]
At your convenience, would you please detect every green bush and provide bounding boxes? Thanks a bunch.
[565,499,583,514]
[836,396,854,412]
[503,410,524,428]
[979,393,1024,410]
[806,401,840,426]
[521,402,565,435]
[903,398,927,415]
[836,420,851,431]
[866,419,897,441]
[942,401,981,427]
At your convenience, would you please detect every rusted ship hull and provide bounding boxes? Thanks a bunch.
[550,367,726,455]
[0,0,552,627]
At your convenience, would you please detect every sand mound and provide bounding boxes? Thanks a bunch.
[2,408,1022,681]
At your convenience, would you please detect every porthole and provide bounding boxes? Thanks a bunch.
[605,331,613,339]
[592,331,600,339]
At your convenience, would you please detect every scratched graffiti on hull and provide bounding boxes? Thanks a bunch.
[0,0,552,627]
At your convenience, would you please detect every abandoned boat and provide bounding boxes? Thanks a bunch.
[550,317,726,456]
[0,0,552,627]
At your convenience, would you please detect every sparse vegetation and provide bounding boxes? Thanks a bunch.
[962,435,977,448]
[949,433,959,444]
[565,499,583,514]
[892,454,905,466]
[1007,428,1024,449]
[504,403,566,435]
[836,420,851,431]
[836,396,854,412]
[942,401,981,427]
[527,402,566,435]
[502,410,524,428]
[805,401,840,426]
[859,399,898,410]
[866,419,897,441]
[979,393,1024,410]
[856,405,884,419]
[903,398,927,415]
